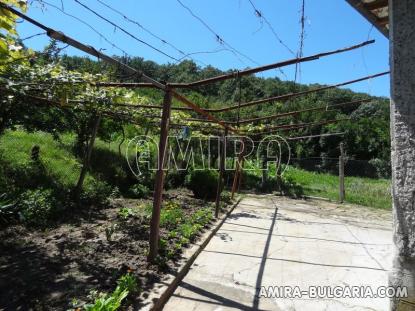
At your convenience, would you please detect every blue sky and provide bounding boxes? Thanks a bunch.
[17,0,390,97]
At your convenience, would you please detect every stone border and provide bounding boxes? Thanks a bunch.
[139,197,242,311]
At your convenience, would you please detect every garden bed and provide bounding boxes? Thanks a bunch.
[0,188,233,310]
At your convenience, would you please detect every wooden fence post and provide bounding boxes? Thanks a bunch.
[74,113,101,201]
[339,142,345,203]
[215,128,228,218]
[148,88,172,262]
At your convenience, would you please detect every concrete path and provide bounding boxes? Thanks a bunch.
[164,195,393,310]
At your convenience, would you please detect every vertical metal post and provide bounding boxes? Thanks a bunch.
[237,158,245,193]
[261,154,268,190]
[148,88,172,262]
[339,142,345,203]
[231,139,245,199]
[215,128,228,218]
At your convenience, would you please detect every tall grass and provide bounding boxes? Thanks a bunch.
[0,130,133,193]
[0,130,81,189]
[284,166,391,209]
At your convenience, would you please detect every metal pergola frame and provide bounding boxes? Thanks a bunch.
[1,2,390,262]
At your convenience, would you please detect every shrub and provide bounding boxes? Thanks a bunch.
[220,191,233,205]
[369,158,391,179]
[81,179,112,206]
[18,189,57,227]
[165,170,187,189]
[127,183,150,199]
[185,170,221,200]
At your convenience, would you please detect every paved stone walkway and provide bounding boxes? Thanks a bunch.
[164,195,392,310]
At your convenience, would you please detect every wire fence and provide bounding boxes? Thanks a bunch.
[288,156,391,208]
[290,157,391,179]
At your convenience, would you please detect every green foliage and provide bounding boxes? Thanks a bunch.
[17,189,58,227]
[0,0,30,67]
[165,170,188,189]
[279,175,304,198]
[368,158,391,179]
[117,207,135,220]
[81,179,112,206]
[284,166,391,209]
[116,273,139,294]
[0,131,81,191]
[159,201,184,230]
[190,208,213,225]
[0,193,16,223]
[163,207,212,260]
[83,273,138,311]
[178,223,202,241]
[185,170,221,200]
[127,183,150,199]
[220,191,233,205]
[105,223,118,242]
[83,290,128,311]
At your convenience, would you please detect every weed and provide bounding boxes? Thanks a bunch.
[105,224,118,242]
[80,273,138,311]
[117,207,135,220]
[83,289,128,311]
[117,273,139,294]
[17,189,58,227]
[159,201,184,229]
[159,238,168,251]
[190,208,213,225]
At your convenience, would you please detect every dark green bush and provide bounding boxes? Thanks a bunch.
[185,169,221,200]
[369,158,391,179]
[165,170,187,189]
[220,191,233,205]
[127,183,150,199]
[81,179,112,205]
[18,189,58,227]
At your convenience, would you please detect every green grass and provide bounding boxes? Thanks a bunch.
[284,166,391,209]
[0,130,82,189]
[0,129,137,191]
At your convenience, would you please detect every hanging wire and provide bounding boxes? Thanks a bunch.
[73,0,181,62]
[246,0,295,56]
[20,31,47,41]
[295,0,306,83]
[35,0,130,56]
[94,0,227,66]
[237,71,242,127]
[175,0,260,67]
[361,24,375,95]
[244,0,291,80]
